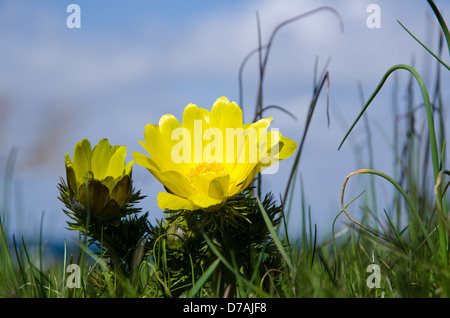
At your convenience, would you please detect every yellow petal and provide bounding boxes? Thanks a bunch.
[258,130,283,164]
[277,136,297,160]
[244,117,272,135]
[107,146,126,178]
[91,138,112,180]
[142,124,181,172]
[182,104,209,132]
[189,195,224,210]
[110,175,132,207]
[210,97,243,132]
[101,176,116,191]
[234,165,258,194]
[159,115,185,166]
[124,159,134,175]
[65,153,73,166]
[199,107,210,124]
[182,104,209,164]
[191,174,211,195]
[158,170,195,197]
[159,114,182,138]
[132,151,161,171]
[208,175,230,199]
[65,164,77,194]
[157,192,197,211]
[132,152,171,191]
[73,138,92,182]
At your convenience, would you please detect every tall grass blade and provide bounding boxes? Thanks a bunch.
[397,20,450,71]
[427,0,450,59]
[187,259,220,297]
[283,69,330,206]
[339,64,439,182]
[256,196,294,274]
[341,169,435,254]
[0,149,19,294]
[383,209,407,252]
[200,231,270,297]
[253,6,343,123]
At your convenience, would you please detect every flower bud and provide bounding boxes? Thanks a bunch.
[65,138,134,219]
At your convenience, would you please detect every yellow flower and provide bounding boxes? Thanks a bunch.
[65,138,134,219]
[133,97,297,212]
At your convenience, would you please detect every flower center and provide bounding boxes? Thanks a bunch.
[187,162,227,181]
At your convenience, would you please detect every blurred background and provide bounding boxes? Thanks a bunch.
[0,0,449,253]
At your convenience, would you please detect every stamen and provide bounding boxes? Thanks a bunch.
[186,162,227,181]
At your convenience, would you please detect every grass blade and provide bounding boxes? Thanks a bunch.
[187,258,220,298]
[341,169,435,254]
[397,20,450,71]
[256,196,294,274]
[383,209,407,252]
[339,64,439,182]
[201,231,270,297]
[427,0,450,59]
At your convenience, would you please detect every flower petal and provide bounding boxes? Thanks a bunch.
[182,104,209,164]
[234,165,258,194]
[77,179,110,215]
[98,200,121,219]
[191,174,211,195]
[277,136,298,160]
[157,192,197,211]
[141,124,183,172]
[101,176,116,191]
[91,138,112,180]
[107,145,127,178]
[72,138,92,182]
[208,175,230,199]
[124,159,134,175]
[158,170,195,197]
[189,195,224,210]
[65,163,77,194]
[243,117,272,131]
[159,114,182,138]
[132,151,161,171]
[210,97,243,132]
[110,174,132,208]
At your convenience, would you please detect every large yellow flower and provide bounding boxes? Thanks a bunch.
[65,138,134,219]
[133,97,297,212]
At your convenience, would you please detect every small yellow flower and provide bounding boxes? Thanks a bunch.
[65,138,134,219]
[133,97,297,212]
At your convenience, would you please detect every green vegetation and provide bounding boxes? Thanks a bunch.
[0,1,449,298]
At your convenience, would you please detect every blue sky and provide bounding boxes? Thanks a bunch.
[0,0,449,247]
